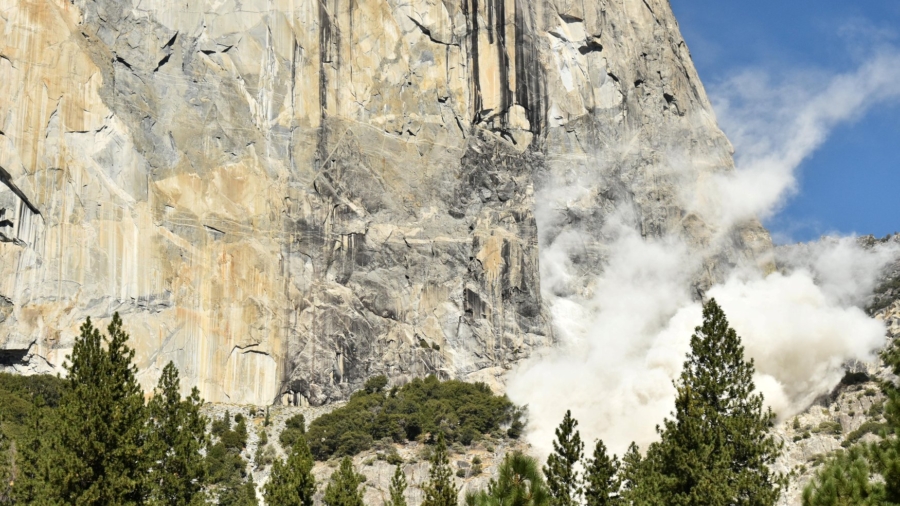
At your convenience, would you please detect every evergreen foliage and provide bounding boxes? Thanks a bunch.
[802,446,884,505]
[422,433,458,506]
[207,410,255,505]
[0,426,12,504]
[42,314,148,504]
[0,373,63,441]
[628,299,785,506]
[306,375,517,460]
[543,410,584,506]
[584,440,620,506]
[387,465,408,506]
[803,337,900,505]
[280,413,307,449]
[145,361,209,506]
[465,451,549,506]
[323,457,365,506]
[10,398,57,503]
[264,433,316,506]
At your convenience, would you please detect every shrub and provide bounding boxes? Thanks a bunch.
[305,375,517,460]
[280,413,306,449]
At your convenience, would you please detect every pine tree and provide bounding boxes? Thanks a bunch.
[10,400,54,503]
[544,410,584,506]
[584,440,620,506]
[0,424,12,504]
[44,314,148,504]
[802,445,881,506]
[323,457,365,506]
[264,433,316,506]
[387,465,408,506]
[465,451,550,506]
[422,433,458,506]
[643,299,785,506]
[145,361,209,505]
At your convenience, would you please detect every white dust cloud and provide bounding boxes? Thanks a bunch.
[508,51,900,457]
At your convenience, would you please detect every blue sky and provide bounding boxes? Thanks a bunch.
[671,0,900,243]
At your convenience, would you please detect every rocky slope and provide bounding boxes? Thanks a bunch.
[204,402,528,506]
[771,236,900,505]
[0,0,771,404]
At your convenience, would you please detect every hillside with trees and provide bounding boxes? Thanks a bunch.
[5,299,896,505]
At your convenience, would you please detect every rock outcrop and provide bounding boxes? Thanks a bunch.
[0,0,770,403]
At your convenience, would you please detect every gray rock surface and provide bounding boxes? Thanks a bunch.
[772,297,900,505]
[0,0,770,404]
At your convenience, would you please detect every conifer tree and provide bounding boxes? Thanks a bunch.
[264,433,316,506]
[544,410,584,506]
[387,465,408,506]
[801,446,881,506]
[145,361,209,505]
[323,457,365,506]
[584,440,620,506]
[422,433,458,506]
[0,424,12,504]
[466,451,550,506]
[642,299,785,506]
[45,314,148,504]
[10,400,54,503]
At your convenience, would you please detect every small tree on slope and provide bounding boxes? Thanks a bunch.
[145,361,209,506]
[387,465,408,506]
[323,457,365,506]
[422,433,458,506]
[264,433,316,506]
[544,410,584,506]
[584,439,620,506]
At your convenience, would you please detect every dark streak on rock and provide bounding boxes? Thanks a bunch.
[578,40,604,55]
[153,53,170,72]
[514,0,547,140]
[161,32,177,49]
[115,55,133,71]
[496,0,511,131]
[0,165,40,215]
[464,0,483,122]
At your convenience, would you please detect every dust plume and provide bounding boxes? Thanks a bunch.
[508,51,900,457]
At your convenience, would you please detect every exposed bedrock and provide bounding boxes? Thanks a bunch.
[0,0,770,403]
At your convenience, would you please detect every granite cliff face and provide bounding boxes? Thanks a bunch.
[0,0,770,404]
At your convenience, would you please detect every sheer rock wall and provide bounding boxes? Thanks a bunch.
[0,0,770,403]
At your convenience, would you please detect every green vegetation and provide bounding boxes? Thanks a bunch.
[584,440,620,506]
[803,337,900,505]
[207,411,257,505]
[485,300,787,506]
[145,362,208,506]
[388,465,408,506]
[0,314,262,505]
[544,410,584,506]
[622,299,786,505]
[0,300,807,506]
[20,314,149,504]
[305,375,518,460]
[422,434,457,506]
[280,413,307,449]
[264,433,316,506]
[466,452,549,506]
[323,457,366,506]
